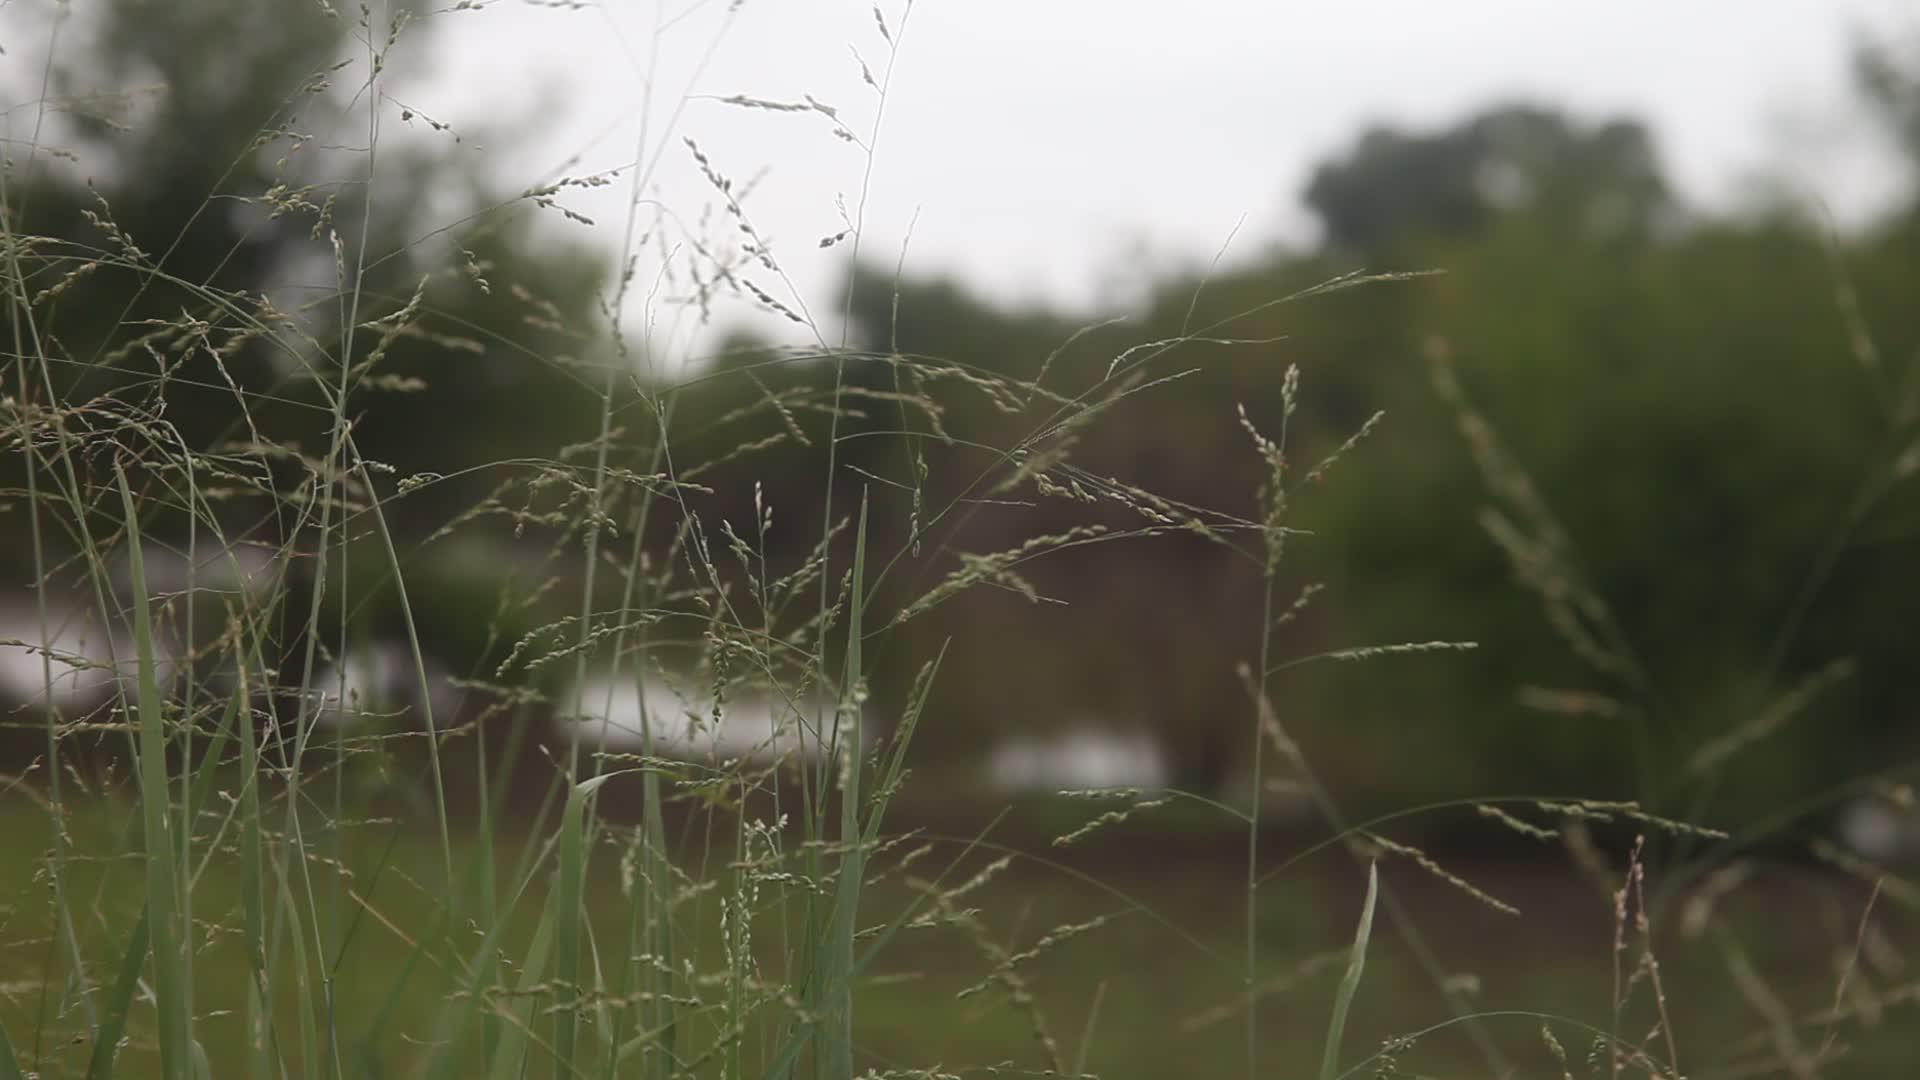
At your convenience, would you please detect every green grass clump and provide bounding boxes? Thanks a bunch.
[1,3,1915,1079]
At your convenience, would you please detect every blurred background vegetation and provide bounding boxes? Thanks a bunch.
[7,0,1920,836]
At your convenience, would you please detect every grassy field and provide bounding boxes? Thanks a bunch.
[1,785,1911,1078]
[7,2,1920,1077]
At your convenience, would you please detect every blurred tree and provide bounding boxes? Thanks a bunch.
[1281,103,1920,822]
[781,95,1920,824]
[1303,104,1674,260]
[1856,29,1920,172]
[3,0,614,541]
[819,262,1319,793]
[661,271,1114,750]
[0,0,629,734]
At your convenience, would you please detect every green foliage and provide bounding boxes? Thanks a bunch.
[5,4,1920,1079]
[773,97,1920,821]
[1319,862,1377,1080]
[1299,207,1919,817]
[3,0,612,543]
[1303,104,1671,259]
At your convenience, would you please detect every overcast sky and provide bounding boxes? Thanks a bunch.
[14,1,1917,358]
[416,1,1912,347]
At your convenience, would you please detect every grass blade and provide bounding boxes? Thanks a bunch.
[762,810,1009,1080]
[815,493,870,1080]
[632,678,676,1079]
[485,904,555,1080]
[234,637,273,1080]
[418,833,555,1080]
[861,642,945,849]
[84,910,150,1080]
[551,781,590,1077]
[1321,861,1379,1080]
[116,466,191,1080]
[0,1016,25,1080]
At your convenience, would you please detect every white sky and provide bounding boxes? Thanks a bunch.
[10,0,1917,358]
[411,1,1913,349]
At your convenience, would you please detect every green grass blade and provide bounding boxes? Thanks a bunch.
[352,895,443,1061]
[183,689,238,835]
[116,466,191,1080]
[764,811,1010,1080]
[862,642,945,849]
[269,856,321,1079]
[814,492,870,1080]
[551,782,590,1077]
[633,679,676,1079]
[0,1016,25,1080]
[418,828,558,1080]
[484,904,555,1080]
[1320,861,1379,1080]
[84,910,150,1080]
[1073,981,1109,1079]
[234,643,273,1080]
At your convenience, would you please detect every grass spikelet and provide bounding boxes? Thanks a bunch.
[1808,839,1920,910]
[1537,799,1728,840]
[1238,662,1300,767]
[958,914,1114,999]
[1541,1023,1575,1080]
[1304,409,1385,485]
[1265,639,1478,679]
[1475,803,1559,841]
[1687,658,1857,776]
[942,854,1015,906]
[1680,859,1755,939]
[890,525,1108,627]
[908,879,1064,1073]
[1359,832,1520,917]
[1178,948,1347,1034]
[1052,797,1172,847]
[1272,582,1324,628]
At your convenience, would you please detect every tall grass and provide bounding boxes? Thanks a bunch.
[1,3,1912,1079]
